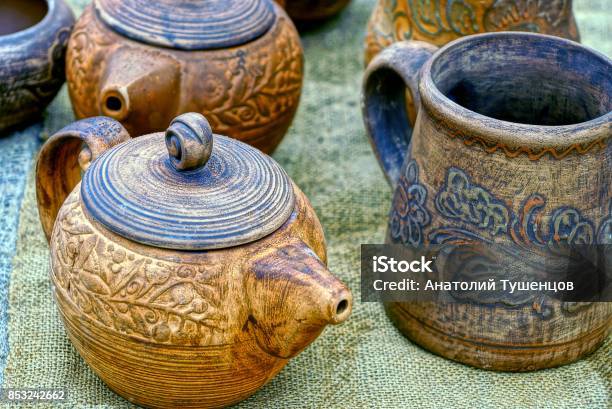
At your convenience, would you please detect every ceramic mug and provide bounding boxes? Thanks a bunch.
[362,32,611,371]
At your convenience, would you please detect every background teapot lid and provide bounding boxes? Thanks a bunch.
[93,0,276,50]
[81,113,295,250]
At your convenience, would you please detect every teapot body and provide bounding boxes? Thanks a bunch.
[51,185,330,408]
[364,0,580,65]
[0,0,74,132]
[362,33,611,370]
[37,114,352,408]
[66,3,303,154]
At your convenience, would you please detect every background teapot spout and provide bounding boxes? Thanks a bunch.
[246,239,352,359]
[99,47,181,135]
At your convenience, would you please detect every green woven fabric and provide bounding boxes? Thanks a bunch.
[2,0,610,407]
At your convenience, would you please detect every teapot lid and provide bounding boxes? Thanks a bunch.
[80,114,295,250]
[93,0,276,50]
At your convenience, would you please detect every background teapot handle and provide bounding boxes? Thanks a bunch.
[362,41,438,188]
[36,117,131,242]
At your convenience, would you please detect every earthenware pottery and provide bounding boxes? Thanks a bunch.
[283,0,352,22]
[36,113,352,408]
[364,0,580,65]
[66,0,303,154]
[0,0,74,133]
[362,32,611,371]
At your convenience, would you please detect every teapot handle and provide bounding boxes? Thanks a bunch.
[362,41,437,188]
[36,117,131,242]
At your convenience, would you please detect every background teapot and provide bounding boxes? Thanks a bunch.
[36,113,352,408]
[66,0,303,154]
[365,0,581,65]
[362,33,611,371]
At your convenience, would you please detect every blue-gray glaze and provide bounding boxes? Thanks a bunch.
[81,123,295,251]
[362,42,437,186]
[94,0,276,51]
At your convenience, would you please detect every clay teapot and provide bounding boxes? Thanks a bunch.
[362,33,611,371]
[66,0,303,154]
[364,0,581,65]
[36,113,352,408]
[0,0,74,132]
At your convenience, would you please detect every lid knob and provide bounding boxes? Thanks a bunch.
[165,113,213,171]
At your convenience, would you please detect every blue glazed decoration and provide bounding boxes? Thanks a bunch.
[389,159,431,246]
[434,167,509,236]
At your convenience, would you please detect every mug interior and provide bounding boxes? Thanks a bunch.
[430,34,612,126]
[0,0,48,36]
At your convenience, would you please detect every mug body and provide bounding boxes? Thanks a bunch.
[386,33,611,370]
[0,0,74,133]
[365,0,580,65]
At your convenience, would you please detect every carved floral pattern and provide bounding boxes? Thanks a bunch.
[484,0,571,32]
[197,20,303,136]
[365,0,579,65]
[398,165,611,315]
[51,193,230,346]
[389,160,431,246]
[434,167,509,236]
[597,201,612,244]
[384,163,609,316]
[427,166,607,248]
[66,8,114,118]
[510,195,597,250]
[409,0,479,36]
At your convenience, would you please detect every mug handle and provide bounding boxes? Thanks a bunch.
[362,41,438,188]
[36,117,131,242]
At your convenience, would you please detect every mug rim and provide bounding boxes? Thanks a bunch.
[419,31,611,158]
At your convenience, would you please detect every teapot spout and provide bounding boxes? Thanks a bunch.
[246,239,352,359]
[99,47,181,134]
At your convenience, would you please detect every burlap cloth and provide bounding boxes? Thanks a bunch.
[1,0,610,407]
